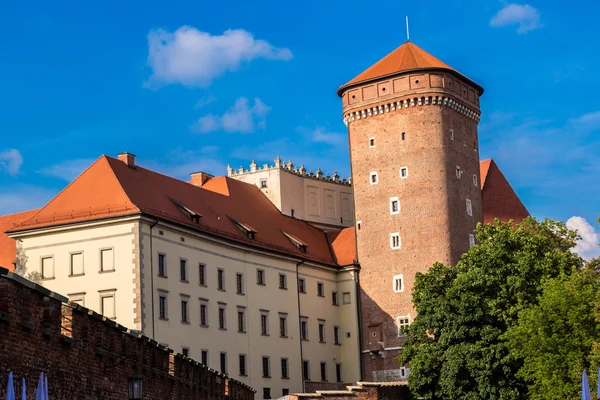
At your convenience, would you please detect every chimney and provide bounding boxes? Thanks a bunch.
[190,171,214,187]
[117,152,136,167]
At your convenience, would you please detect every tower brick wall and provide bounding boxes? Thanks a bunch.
[339,54,484,381]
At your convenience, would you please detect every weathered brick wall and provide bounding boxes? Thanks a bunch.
[0,267,254,399]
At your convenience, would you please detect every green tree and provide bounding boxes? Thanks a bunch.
[399,217,583,400]
[504,267,600,400]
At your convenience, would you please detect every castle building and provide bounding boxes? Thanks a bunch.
[336,41,527,381]
[0,41,530,396]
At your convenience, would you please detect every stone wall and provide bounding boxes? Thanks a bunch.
[0,267,255,400]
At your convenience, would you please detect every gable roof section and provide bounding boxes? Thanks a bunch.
[327,227,356,266]
[479,159,529,225]
[0,209,40,271]
[338,42,483,95]
[10,156,337,266]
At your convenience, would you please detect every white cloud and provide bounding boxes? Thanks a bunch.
[142,147,225,179]
[311,127,346,146]
[566,216,600,260]
[145,27,292,87]
[490,4,541,34]
[0,149,23,176]
[192,97,270,134]
[37,158,95,181]
[194,96,216,109]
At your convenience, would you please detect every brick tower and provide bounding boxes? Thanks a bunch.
[337,42,484,381]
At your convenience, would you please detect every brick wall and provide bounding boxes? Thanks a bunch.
[0,267,255,400]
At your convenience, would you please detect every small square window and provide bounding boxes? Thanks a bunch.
[260,180,268,189]
[342,292,351,304]
[469,234,476,247]
[369,138,375,148]
[473,174,478,187]
[400,167,408,179]
[390,197,400,215]
[393,274,404,293]
[397,316,410,336]
[182,347,189,357]
[466,199,473,216]
[390,233,401,250]
[370,172,378,184]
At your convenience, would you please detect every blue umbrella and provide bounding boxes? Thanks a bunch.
[34,373,44,400]
[21,377,26,400]
[583,369,592,400]
[5,371,15,400]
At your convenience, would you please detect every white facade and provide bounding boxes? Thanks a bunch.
[229,157,355,230]
[11,214,361,398]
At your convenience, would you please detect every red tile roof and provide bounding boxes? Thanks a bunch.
[480,159,529,225]
[337,41,483,95]
[9,156,338,266]
[327,227,357,266]
[0,209,40,271]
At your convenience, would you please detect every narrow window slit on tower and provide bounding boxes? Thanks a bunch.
[369,138,375,147]
[401,132,406,141]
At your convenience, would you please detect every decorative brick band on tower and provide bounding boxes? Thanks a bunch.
[338,42,484,381]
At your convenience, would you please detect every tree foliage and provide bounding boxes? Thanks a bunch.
[399,217,584,399]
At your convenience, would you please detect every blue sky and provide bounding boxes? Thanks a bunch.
[0,0,598,257]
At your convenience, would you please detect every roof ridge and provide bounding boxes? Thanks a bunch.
[104,156,139,210]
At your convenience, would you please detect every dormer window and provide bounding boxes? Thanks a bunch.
[169,197,202,223]
[228,216,257,240]
[282,231,308,253]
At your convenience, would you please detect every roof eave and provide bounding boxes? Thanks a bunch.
[336,67,484,97]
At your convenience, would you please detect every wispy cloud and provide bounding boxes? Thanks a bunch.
[191,97,270,134]
[194,96,217,109]
[566,216,600,260]
[145,27,292,88]
[0,149,23,176]
[490,3,541,34]
[37,158,95,181]
[310,127,347,146]
[142,146,225,179]
[0,184,57,215]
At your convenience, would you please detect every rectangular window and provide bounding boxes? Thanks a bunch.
[334,326,340,345]
[100,248,114,272]
[219,306,226,329]
[68,293,85,306]
[282,389,289,396]
[469,234,476,247]
[238,310,246,332]
[100,291,116,319]
[397,316,411,336]
[263,388,271,400]
[159,295,167,319]
[261,312,269,335]
[370,172,378,184]
[317,282,324,297]
[390,233,401,249]
[390,197,400,215]
[181,299,189,323]
[336,364,342,383]
[369,137,375,147]
[262,356,271,378]
[301,317,308,340]
[281,358,289,379]
[302,360,310,380]
[466,199,473,216]
[400,167,408,179]
[450,128,454,140]
[220,352,227,374]
[201,350,208,366]
[182,347,189,357]
[158,253,166,276]
[200,303,208,326]
[279,273,287,289]
[180,259,188,282]
[318,321,326,343]
[320,362,327,381]
[236,273,244,294]
[70,252,84,276]
[456,166,462,179]
[473,174,478,187]
[239,354,247,376]
[260,179,268,189]
[393,274,404,293]
[217,268,225,290]
[199,263,206,286]
[342,292,351,304]
[298,278,306,293]
[257,269,265,285]
[279,315,288,337]
[332,291,339,306]
[41,257,54,279]
[401,132,406,141]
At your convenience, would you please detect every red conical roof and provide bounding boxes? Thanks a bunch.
[338,42,482,95]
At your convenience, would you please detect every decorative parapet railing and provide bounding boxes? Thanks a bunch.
[343,95,481,126]
[227,156,351,186]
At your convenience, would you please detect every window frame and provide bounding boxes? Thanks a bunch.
[180,297,189,323]
[369,137,375,148]
[400,167,409,179]
[257,269,265,285]
[393,274,404,293]
[298,278,306,293]
[220,352,227,374]
[199,263,207,286]
[199,300,208,327]
[397,315,411,337]
[390,232,401,250]
[281,357,289,379]
[390,197,400,215]
[236,273,245,295]
[218,304,227,330]
[180,258,188,282]
[302,360,310,380]
[99,247,115,273]
[217,268,225,291]
[469,234,476,247]
[237,308,247,333]
[279,273,287,290]
[320,362,327,382]
[300,317,309,341]
[334,326,340,345]
[332,291,339,306]
[318,320,326,343]
[158,292,168,320]
[466,198,473,216]
[317,282,324,297]
[369,171,378,185]
[239,354,247,376]
[279,313,288,338]
[69,251,85,277]
[40,255,55,280]
[158,253,167,277]
[262,356,271,378]
[260,310,270,336]
[99,289,116,320]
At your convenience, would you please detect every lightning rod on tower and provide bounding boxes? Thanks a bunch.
[406,15,410,42]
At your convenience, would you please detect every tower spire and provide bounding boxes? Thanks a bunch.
[406,15,410,42]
